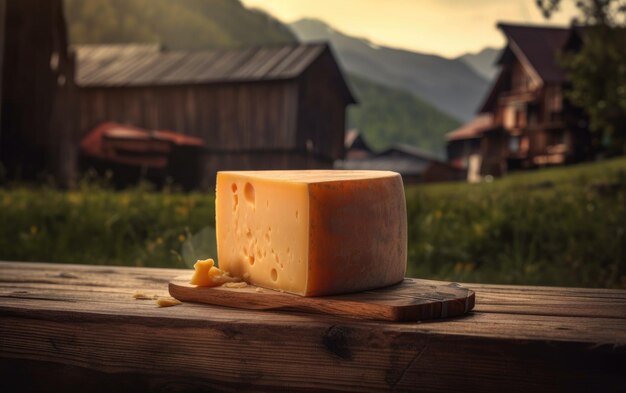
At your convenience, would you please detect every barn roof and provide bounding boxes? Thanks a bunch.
[496,23,571,84]
[378,143,444,162]
[74,43,333,87]
[337,155,430,176]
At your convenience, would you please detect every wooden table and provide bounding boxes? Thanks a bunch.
[1,261,625,392]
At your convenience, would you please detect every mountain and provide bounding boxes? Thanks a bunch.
[63,0,296,50]
[289,18,489,121]
[456,47,501,80]
[347,74,460,155]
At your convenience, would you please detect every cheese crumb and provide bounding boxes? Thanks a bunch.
[255,287,264,293]
[133,291,163,300]
[133,291,153,300]
[190,258,244,287]
[156,297,182,307]
[223,281,248,289]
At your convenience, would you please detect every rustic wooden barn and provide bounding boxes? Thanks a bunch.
[0,0,75,184]
[73,43,355,185]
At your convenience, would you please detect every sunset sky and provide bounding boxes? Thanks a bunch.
[240,0,579,58]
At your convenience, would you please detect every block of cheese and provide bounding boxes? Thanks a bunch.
[216,170,407,296]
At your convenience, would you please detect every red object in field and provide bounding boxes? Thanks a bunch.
[80,122,205,189]
[80,122,204,169]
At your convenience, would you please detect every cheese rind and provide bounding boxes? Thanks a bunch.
[216,170,407,296]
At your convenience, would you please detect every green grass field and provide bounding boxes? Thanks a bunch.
[405,157,626,288]
[0,182,214,270]
[1,157,625,288]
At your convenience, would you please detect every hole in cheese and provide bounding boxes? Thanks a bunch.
[270,268,278,282]
[244,182,255,206]
[231,183,237,193]
[249,255,255,265]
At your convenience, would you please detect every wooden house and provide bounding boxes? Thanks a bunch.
[447,24,591,177]
[73,43,355,185]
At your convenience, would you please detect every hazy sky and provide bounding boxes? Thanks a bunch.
[241,0,579,58]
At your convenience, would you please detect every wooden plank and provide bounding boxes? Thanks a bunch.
[235,47,279,79]
[169,275,475,322]
[2,262,626,311]
[1,261,624,300]
[1,300,625,392]
[1,261,626,392]
[130,52,189,86]
[1,262,626,341]
[467,281,626,297]
[2,288,626,344]
[266,45,310,79]
[160,52,215,84]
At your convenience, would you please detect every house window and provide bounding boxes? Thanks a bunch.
[504,106,516,128]
[527,104,538,126]
[504,102,526,129]
[509,135,520,152]
[546,86,563,122]
[551,88,562,112]
[551,130,566,146]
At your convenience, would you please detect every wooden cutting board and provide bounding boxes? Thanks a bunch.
[169,276,475,322]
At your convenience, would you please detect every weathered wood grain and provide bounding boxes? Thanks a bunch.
[1,261,625,393]
[169,275,475,322]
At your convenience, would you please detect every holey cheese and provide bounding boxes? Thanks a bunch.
[216,170,407,296]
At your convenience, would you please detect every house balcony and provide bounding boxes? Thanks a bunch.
[497,89,538,105]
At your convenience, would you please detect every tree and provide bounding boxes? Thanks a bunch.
[538,0,626,156]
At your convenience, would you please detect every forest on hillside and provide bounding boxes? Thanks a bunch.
[64,0,296,50]
[347,74,459,154]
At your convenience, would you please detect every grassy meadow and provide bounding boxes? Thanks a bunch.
[0,182,215,270]
[1,157,625,288]
[405,157,626,288]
